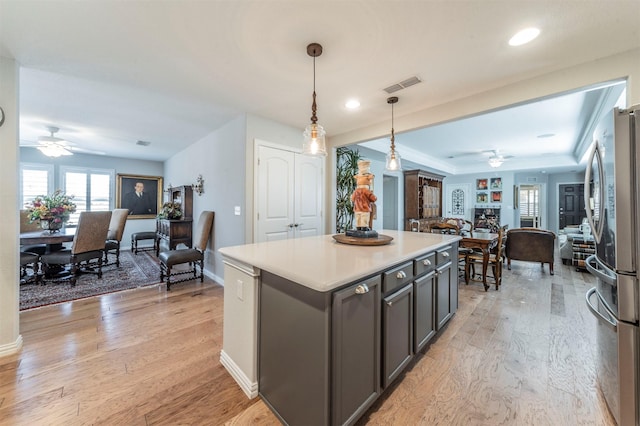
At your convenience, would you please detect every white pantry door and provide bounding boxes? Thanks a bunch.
[257,145,323,242]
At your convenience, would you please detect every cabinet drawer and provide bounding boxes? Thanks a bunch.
[382,262,414,294]
[436,246,453,266]
[414,252,436,277]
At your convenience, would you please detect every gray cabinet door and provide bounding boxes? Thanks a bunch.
[332,275,381,426]
[414,271,436,352]
[382,283,414,388]
[436,263,453,329]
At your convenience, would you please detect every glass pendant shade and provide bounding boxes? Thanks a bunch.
[303,122,327,156]
[385,148,402,171]
[385,96,402,171]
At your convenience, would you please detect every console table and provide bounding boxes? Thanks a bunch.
[156,185,193,255]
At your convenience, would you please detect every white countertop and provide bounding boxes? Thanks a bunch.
[219,230,461,292]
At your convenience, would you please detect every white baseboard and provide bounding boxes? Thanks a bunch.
[220,350,258,399]
[0,334,22,357]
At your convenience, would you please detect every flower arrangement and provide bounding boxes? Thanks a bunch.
[26,189,77,225]
[157,202,182,220]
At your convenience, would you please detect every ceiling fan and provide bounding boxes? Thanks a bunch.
[448,149,513,168]
[20,126,105,157]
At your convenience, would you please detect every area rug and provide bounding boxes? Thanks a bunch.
[20,250,161,311]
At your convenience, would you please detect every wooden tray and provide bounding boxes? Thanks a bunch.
[332,233,393,246]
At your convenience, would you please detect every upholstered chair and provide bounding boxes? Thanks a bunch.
[159,211,214,291]
[20,209,47,255]
[104,208,129,267]
[41,211,112,286]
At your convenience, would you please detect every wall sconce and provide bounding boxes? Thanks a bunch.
[192,175,204,196]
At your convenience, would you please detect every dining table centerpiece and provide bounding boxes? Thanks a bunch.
[157,201,182,220]
[26,189,77,233]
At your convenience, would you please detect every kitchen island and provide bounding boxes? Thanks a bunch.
[219,230,460,425]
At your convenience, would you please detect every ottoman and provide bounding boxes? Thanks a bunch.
[131,231,157,254]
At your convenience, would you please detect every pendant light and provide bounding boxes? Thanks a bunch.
[302,43,327,156]
[385,96,402,171]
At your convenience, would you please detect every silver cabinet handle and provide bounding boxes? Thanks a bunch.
[442,252,450,257]
[396,270,407,279]
[423,259,431,266]
[355,283,369,294]
[386,300,393,307]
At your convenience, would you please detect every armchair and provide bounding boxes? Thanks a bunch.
[159,211,214,290]
[41,211,112,286]
[505,227,556,275]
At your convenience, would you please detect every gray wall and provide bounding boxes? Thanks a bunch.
[164,114,247,283]
[20,148,164,248]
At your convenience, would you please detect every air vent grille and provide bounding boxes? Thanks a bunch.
[384,76,422,94]
[136,140,151,146]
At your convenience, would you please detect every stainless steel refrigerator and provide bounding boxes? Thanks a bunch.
[585,105,639,426]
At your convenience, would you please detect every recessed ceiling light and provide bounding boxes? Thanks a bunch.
[537,133,555,138]
[509,27,540,46]
[345,99,360,109]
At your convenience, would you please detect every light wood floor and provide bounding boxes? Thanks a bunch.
[1,256,616,425]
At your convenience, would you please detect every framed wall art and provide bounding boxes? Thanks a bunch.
[490,177,502,189]
[476,192,488,203]
[491,191,502,203]
[476,178,488,190]
[116,174,163,219]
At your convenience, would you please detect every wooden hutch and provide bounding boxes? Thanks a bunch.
[403,169,445,231]
[156,185,193,255]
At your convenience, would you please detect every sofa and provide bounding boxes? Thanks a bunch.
[559,226,582,264]
[505,227,556,275]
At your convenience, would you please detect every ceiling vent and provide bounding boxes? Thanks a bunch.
[384,76,422,94]
[136,140,151,146]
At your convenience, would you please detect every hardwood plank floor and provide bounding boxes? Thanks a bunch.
[0,254,617,425]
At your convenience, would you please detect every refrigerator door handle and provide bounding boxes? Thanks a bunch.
[585,287,617,332]
[585,254,617,286]
[584,143,605,244]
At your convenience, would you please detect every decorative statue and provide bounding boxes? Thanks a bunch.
[347,159,378,238]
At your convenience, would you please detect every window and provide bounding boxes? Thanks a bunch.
[20,163,54,209]
[519,184,540,227]
[61,167,114,225]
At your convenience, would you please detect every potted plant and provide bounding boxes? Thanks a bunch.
[157,202,183,220]
[26,189,77,232]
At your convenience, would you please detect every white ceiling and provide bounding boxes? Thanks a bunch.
[1,1,639,172]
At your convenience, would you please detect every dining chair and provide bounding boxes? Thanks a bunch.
[159,211,214,290]
[20,209,47,255]
[464,226,505,291]
[41,211,112,286]
[20,251,41,284]
[104,208,129,267]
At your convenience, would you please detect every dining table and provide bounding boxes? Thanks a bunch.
[20,227,76,251]
[20,228,78,280]
[460,231,499,288]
